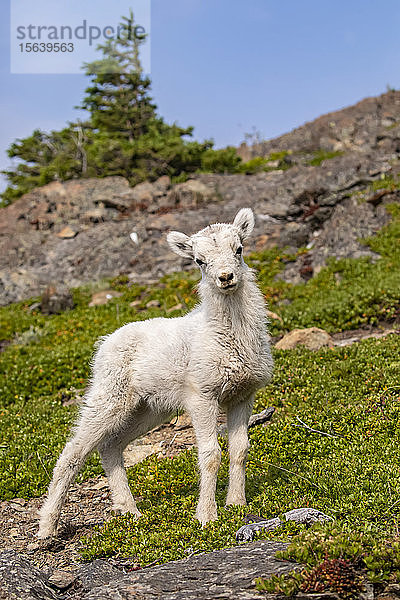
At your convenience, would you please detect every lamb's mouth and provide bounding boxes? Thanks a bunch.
[220,281,238,291]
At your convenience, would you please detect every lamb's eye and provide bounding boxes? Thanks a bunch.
[195,258,206,267]
[235,246,243,256]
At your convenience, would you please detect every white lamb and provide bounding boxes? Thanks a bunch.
[38,208,273,539]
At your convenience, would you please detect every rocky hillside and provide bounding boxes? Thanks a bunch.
[238,89,400,157]
[1,90,400,305]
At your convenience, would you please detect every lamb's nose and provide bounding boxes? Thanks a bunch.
[219,272,234,283]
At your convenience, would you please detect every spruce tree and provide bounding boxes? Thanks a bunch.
[79,10,159,141]
[78,10,211,182]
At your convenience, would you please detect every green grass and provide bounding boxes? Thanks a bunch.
[308,149,344,166]
[370,174,400,192]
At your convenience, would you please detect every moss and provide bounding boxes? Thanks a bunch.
[370,174,400,192]
[256,525,400,596]
[308,149,344,166]
[385,121,400,130]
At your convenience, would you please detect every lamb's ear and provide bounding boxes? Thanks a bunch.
[233,208,255,242]
[167,231,194,259]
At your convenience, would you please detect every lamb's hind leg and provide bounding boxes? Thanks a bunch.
[98,406,171,518]
[99,435,141,518]
[38,412,110,539]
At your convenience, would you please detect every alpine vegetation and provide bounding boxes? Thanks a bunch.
[38,208,273,539]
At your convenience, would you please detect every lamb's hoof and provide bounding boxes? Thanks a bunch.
[195,506,218,527]
[37,508,60,540]
[32,534,55,551]
[225,497,246,507]
[36,526,56,541]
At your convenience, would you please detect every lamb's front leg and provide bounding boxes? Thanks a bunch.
[189,399,220,525]
[226,397,254,506]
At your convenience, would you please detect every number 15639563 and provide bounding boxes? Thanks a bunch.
[19,42,74,52]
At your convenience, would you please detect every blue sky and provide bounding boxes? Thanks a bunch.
[1,0,400,192]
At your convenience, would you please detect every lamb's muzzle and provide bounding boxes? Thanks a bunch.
[38,207,273,539]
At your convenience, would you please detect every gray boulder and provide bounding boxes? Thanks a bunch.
[0,550,57,600]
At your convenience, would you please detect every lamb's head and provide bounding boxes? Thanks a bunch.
[167,208,255,294]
